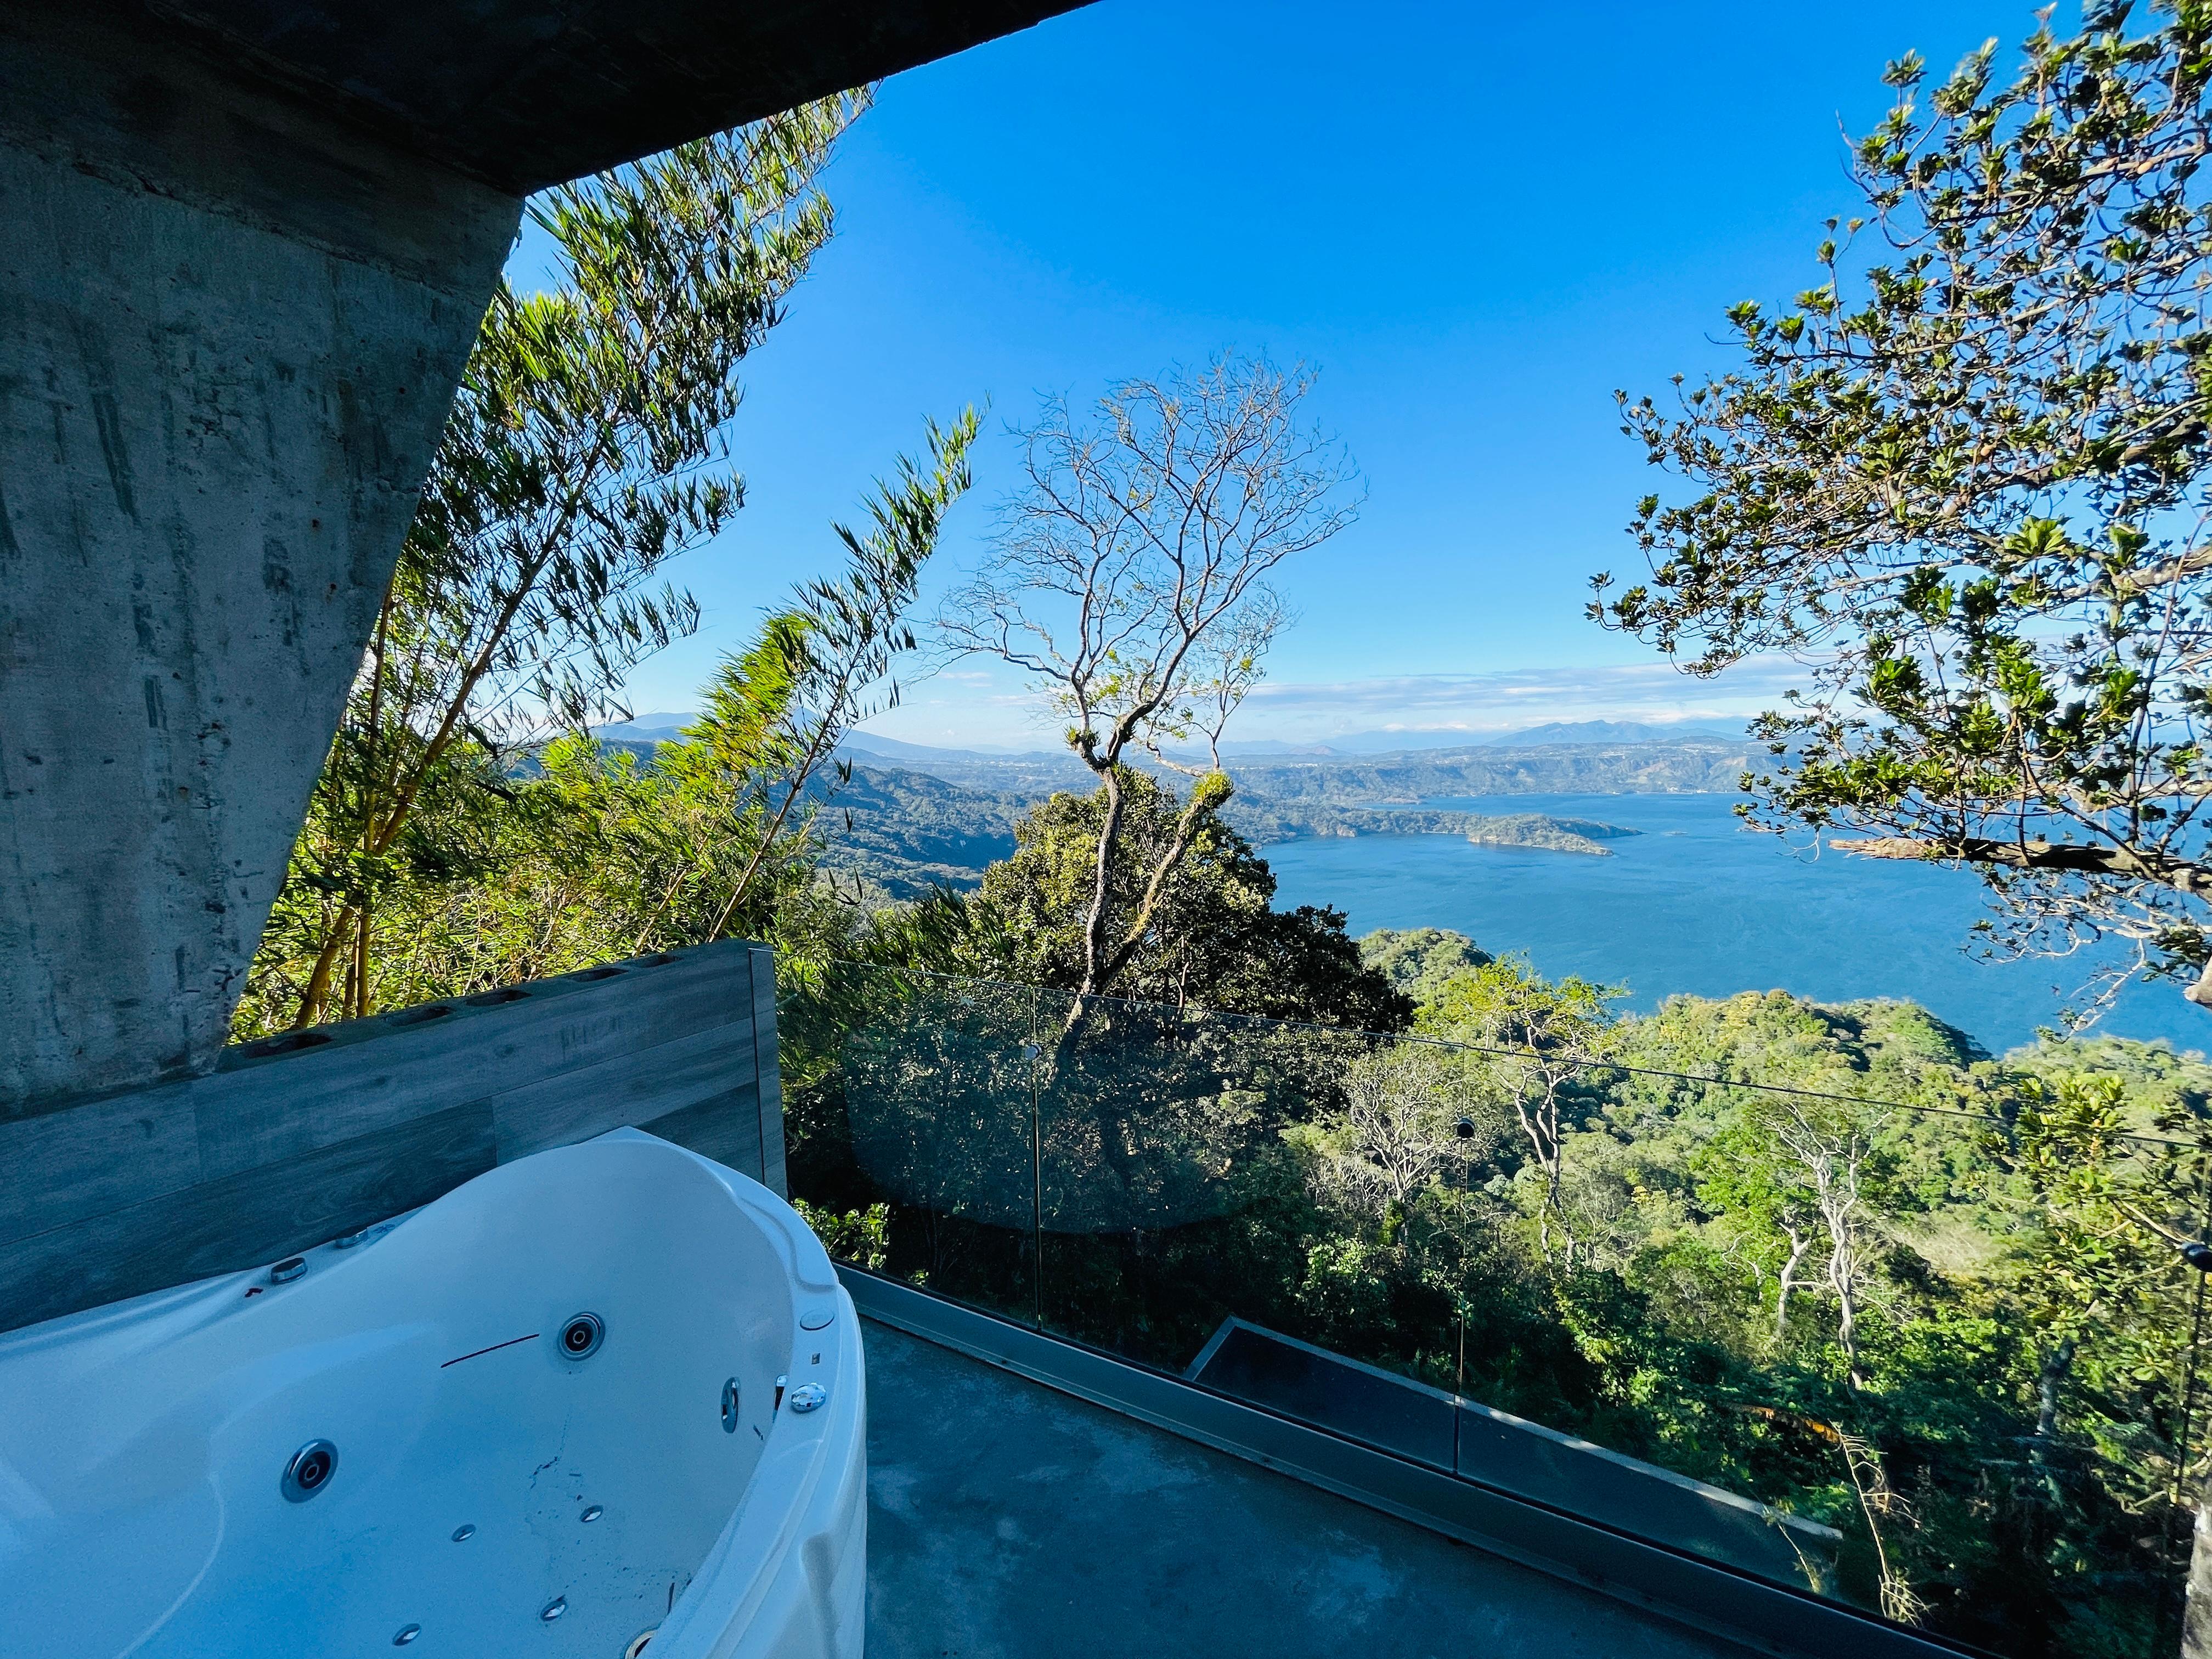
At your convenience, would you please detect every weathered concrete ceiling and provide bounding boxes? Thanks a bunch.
[109,1,1088,192]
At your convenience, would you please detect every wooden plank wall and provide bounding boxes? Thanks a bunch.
[0,939,782,1334]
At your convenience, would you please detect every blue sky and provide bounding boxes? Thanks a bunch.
[544,0,2046,748]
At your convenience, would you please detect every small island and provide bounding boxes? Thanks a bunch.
[1220,797,1640,856]
[1464,814,1636,856]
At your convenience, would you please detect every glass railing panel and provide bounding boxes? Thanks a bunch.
[1032,996,1373,1370]
[780,963,1039,1324]
[783,959,2211,1657]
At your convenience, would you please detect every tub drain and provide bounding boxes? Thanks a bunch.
[624,1630,658,1658]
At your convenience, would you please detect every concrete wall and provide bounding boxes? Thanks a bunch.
[0,939,781,1335]
[0,9,520,1111]
[0,1,1080,1119]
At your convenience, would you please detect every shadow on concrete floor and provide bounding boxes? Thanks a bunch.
[862,1319,1752,1659]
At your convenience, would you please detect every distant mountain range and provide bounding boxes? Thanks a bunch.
[1208,738,1753,802]
[1213,719,1750,755]
[592,712,699,743]
[1476,718,1751,747]
[815,727,1757,799]
[581,716,1760,899]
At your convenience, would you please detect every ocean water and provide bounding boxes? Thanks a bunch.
[1260,791,2210,1058]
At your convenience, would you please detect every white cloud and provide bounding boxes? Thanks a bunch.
[857,653,1815,751]
[1233,656,1810,740]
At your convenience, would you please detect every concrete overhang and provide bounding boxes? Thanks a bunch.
[84,1,1087,193]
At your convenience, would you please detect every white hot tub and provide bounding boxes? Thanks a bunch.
[0,1128,866,1658]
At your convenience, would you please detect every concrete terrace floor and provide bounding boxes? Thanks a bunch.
[861,1321,1752,1659]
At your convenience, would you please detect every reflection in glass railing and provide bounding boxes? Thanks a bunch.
[779,961,2212,1659]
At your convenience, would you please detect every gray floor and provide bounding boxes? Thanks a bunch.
[862,1320,1750,1659]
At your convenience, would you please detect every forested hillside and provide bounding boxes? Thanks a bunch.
[1357,926,1493,1000]
[1220,735,1755,802]
[836,732,1756,802]
[807,766,1026,898]
[798,761,1647,893]
[1220,799,1639,854]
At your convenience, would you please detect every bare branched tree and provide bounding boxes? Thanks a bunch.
[1702,1084,1890,1388]
[941,354,1358,1002]
[1767,1096,1887,1393]
[1423,956,1618,1267]
[1328,1044,1463,1240]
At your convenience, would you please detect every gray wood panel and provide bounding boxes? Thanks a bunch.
[490,1017,755,1164]
[0,1094,204,1243]
[643,1081,765,1176]
[0,938,783,1335]
[193,951,747,1187]
[2,1103,496,1330]
[0,945,749,1247]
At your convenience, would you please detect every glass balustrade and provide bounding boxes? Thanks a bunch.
[780,960,2211,1659]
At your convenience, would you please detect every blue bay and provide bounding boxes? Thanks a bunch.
[1261,791,2209,1057]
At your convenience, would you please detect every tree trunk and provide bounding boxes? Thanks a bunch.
[2183,1475,2212,1658]
[2034,1337,2075,1441]
[1558,1179,1577,1272]
[1829,1227,1865,1392]
[292,915,351,1029]
[1818,1166,1867,1392]
[2186,958,2212,1011]
[1513,1080,1568,1263]
[351,899,373,1019]
[1090,771,1228,997]
[1077,766,1125,997]
[1776,1227,1812,1347]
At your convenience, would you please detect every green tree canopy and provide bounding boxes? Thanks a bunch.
[1419,955,1621,1262]
[1358,926,1494,1003]
[1596,3,2212,1018]
[931,768,1410,1030]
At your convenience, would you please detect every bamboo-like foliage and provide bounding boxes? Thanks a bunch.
[235,408,975,1030]
[241,96,879,1030]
